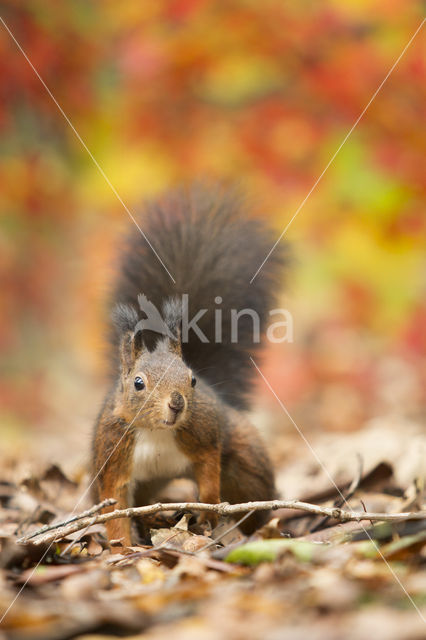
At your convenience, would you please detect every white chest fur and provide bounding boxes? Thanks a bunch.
[131,429,191,484]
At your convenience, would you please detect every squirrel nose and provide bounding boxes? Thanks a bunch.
[168,391,184,413]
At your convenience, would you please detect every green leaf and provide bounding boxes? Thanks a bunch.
[225,539,323,566]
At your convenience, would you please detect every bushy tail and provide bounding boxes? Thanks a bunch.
[111,185,288,409]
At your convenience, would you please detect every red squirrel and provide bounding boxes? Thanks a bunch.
[91,186,285,545]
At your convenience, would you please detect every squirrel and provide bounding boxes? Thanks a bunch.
[91,185,286,545]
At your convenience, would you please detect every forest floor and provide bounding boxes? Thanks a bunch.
[0,410,425,640]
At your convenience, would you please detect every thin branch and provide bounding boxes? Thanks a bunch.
[59,518,98,557]
[17,499,426,547]
[310,453,364,533]
[20,498,117,542]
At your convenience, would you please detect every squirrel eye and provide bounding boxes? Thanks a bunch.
[134,376,145,391]
[191,376,197,388]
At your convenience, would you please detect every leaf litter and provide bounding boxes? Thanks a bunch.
[0,426,425,640]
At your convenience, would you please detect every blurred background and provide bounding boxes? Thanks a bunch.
[0,1,425,479]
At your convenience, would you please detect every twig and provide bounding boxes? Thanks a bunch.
[360,499,374,527]
[16,499,426,546]
[310,453,364,533]
[60,518,98,557]
[19,498,117,542]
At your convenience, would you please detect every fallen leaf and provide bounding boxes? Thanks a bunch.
[225,538,326,565]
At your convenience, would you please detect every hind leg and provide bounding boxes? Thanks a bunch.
[220,413,276,534]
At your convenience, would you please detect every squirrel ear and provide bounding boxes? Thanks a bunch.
[162,297,182,357]
[167,326,182,358]
[133,329,144,359]
[113,304,145,372]
[119,332,133,373]
[119,329,144,373]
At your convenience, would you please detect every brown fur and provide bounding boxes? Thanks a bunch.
[92,410,136,544]
[92,334,276,545]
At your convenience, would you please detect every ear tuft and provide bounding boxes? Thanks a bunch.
[162,297,182,337]
[112,304,139,335]
[162,297,182,357]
